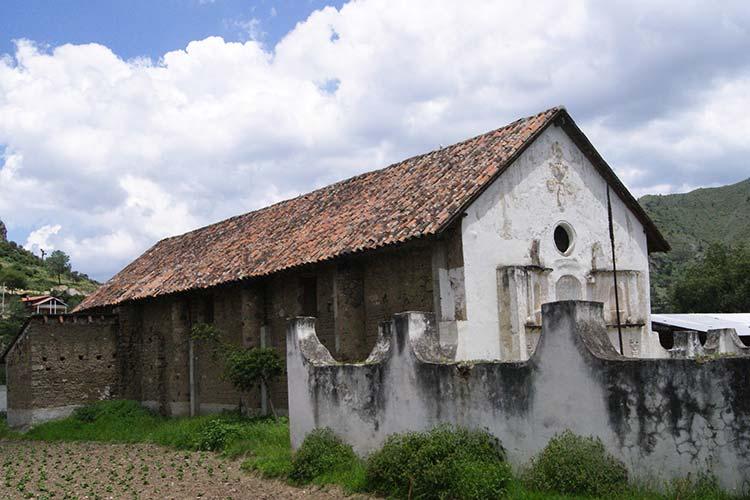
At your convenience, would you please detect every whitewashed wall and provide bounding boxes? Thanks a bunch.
[286,304,750,491]
[456,124,657,360]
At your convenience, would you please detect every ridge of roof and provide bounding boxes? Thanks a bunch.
[156,106,567,246]
[76,106,666,311]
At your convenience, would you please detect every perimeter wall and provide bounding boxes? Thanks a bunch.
[4,314,119,428]
[287,301,750,490]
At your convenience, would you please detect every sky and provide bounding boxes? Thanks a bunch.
[0,0,749,282]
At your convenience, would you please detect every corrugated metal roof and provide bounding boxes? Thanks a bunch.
[77,107,669,311]
[652,313,750,337]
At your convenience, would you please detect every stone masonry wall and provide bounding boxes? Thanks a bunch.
[287,301,750,490]
[3,241,438,425]
[5,315,119,428]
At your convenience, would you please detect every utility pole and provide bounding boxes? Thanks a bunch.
[40,249,46,261]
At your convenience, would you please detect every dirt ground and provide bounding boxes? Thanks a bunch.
[0,441,352,499]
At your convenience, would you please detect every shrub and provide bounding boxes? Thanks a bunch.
[365,425,511,499]
[72,404,100,423]
[451,459,513,499]
[522,430,628,496]
[289,428,359,485]
[0,267,28,290]
[195,418,238,451]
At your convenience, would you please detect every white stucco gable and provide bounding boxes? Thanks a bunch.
[451,122,662,361]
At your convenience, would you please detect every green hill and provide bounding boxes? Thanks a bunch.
[639,177,750,312]
[0,227,100,361]
[0,239,100,297]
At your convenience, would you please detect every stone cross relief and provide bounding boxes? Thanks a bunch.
[546,142,576,210]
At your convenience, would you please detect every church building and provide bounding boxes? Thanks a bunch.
[6,106,669,421]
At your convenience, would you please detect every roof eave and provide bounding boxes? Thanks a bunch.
[557,112,670,253]
[437,107,567,234]
[438,108,671,254]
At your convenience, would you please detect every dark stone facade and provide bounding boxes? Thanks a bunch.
[3,238,439,425]
[114,239,436,416]
[5,315,119,428]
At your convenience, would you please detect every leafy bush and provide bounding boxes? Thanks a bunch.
[0,266,29,290]
[195,418,238,451]
[365,425,511,499]
[72,404,100,423]
[190,322,222,344]
[522,430,628,496]
[224,347,283,418]
[289,428,359,485]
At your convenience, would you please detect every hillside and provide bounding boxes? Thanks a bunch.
[0,225,100,362]
[640,177,750,311]
[0,239,100,297]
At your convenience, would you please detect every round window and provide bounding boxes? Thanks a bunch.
[554,223,574,255]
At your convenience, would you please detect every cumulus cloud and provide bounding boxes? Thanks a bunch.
[24,224,61,254]
[0,0,748,280]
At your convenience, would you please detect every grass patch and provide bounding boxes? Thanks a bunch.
[6,404,749,499]
[26,400,165,443]
[0,412,17,439]
[226,418,293,478]
[23,400,281,454]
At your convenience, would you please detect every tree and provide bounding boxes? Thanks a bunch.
[670,243,750,313]
[190,323,284,419]
[45,250,72,284]
[0,266,29,290]
[223,347,284,419]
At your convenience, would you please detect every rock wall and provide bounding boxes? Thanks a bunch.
[4,314,119,428]
[286,301,750,490]
[110,242,436,418]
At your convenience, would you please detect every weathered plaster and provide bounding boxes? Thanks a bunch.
[457,124,658,360]
[8,405,84,429]
[287,301,750,490]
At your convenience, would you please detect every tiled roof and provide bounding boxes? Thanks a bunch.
[77,106,668,311]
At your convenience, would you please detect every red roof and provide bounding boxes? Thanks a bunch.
[21,295,50,303]
[77,107,668,311]
[22,295,67,307]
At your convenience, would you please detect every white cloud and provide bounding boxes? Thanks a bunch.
[24,224,61,255]
[0,0,749,280]
[225,17,265,42]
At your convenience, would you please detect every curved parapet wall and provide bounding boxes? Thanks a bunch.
[704,328,750,356]
[286,300,750,490]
